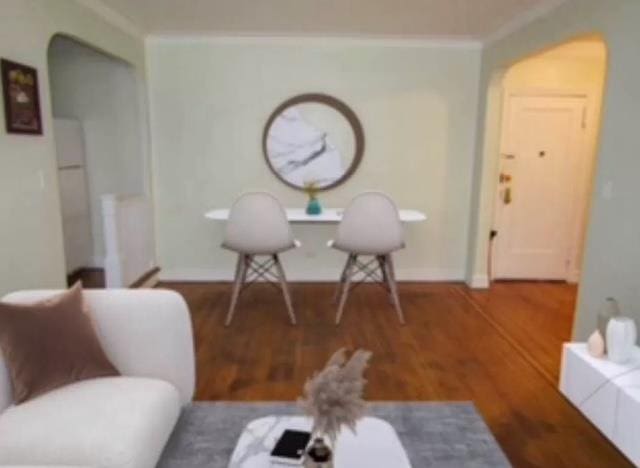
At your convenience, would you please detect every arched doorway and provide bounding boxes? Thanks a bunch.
[48,34,148,287]
[468,35,608,380]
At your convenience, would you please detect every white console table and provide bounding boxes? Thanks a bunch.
[205,208,427,224]
[560,343,640,464]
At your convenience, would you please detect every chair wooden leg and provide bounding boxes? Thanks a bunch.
[242,255,251,283]
[377,255,394,305]
[333,256,351,303]
[273,254,296,325]
[225,254,247,326]
[336,254,356,325]
[376,255,386,282]
[383,253,405,325]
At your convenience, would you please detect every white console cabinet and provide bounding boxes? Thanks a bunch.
[560,343,640,465]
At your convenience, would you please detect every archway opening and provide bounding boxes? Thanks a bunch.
[472,35,608,381]
[47,34,147,287]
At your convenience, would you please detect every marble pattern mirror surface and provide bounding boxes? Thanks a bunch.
[263,94,364,191]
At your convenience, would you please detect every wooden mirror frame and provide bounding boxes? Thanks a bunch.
[262,93,365,191]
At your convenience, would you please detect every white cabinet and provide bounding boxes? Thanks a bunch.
[617,387,640,463]
[560,343,640,465]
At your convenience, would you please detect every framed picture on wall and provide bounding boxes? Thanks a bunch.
[1,59,43,135]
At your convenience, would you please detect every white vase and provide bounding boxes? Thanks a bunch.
[597,297,621,351]
[606,317,637,364]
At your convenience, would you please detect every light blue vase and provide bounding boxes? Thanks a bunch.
[306,196,322,215]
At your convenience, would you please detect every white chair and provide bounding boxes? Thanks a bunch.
[0,289,195,468]
[222,192,298,326]
[329,192,406,325]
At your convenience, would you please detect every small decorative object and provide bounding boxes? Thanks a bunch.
[597,297,621,351]
[587,330,606,358]
[263,93,364,191]
[299,348,372,466]
[606,317,637,364]
[304,180,322,215]
[1,59,42,135]
[305,437,333,468]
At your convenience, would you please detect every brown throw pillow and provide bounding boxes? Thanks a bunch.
[0,283,119,404]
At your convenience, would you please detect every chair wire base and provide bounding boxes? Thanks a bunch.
[225,254,296,327]
[335,253,405,325]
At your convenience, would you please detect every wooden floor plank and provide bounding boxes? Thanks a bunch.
[158,281,631,467]
[461,281,578,383]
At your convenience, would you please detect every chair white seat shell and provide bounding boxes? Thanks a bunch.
[222,192,296,255]
[332,193,405,255]
[330,192,406,325]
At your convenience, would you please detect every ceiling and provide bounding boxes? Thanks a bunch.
[97,0,564,40]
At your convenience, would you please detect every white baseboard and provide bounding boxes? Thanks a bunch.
[159,267,464,283]
[566,269,581,284]
[468,273,490,289]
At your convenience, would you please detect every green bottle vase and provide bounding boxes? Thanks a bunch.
[306,196,322,215]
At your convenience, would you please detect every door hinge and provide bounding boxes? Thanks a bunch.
[581,106,587,129]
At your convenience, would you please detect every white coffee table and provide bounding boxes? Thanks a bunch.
[228,416,411,467]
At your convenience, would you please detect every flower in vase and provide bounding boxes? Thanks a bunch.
[303,180,320,199]
[298,348,372,443]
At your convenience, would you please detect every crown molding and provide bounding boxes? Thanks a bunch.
[73,1,571,48]
[74,0,144,39]
[483,0,568,45]
[146,32,483,49]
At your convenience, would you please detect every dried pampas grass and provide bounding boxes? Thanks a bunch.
[298,348,372,442]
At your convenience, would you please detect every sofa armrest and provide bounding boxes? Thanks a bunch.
[0,289,195,407]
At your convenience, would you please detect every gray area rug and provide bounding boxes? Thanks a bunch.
[159,402,510,467]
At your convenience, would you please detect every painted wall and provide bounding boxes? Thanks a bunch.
[499,39,607,281]
[0,0,145,296]
[49,36,146,267]
[467,0,640,340]
[147,38,481,281]
[53,118,93,274]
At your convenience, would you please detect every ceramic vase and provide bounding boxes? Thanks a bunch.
[306,196,322,215]
[606,317,637,364]
[587,330,606,358]
[597,297,621,351]
[304,436,333,468]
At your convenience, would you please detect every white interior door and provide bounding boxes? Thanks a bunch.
[492,94,586,280]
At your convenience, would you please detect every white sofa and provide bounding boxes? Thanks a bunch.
[0,289,195,468]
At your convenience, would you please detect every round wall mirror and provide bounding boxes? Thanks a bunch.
[263,93,364,191]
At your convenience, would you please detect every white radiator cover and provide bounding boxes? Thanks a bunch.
[102,194,156,288]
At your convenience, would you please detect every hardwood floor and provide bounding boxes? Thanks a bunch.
[67,268,105,288]
[159,281,631,467]
[461,281,578,384]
